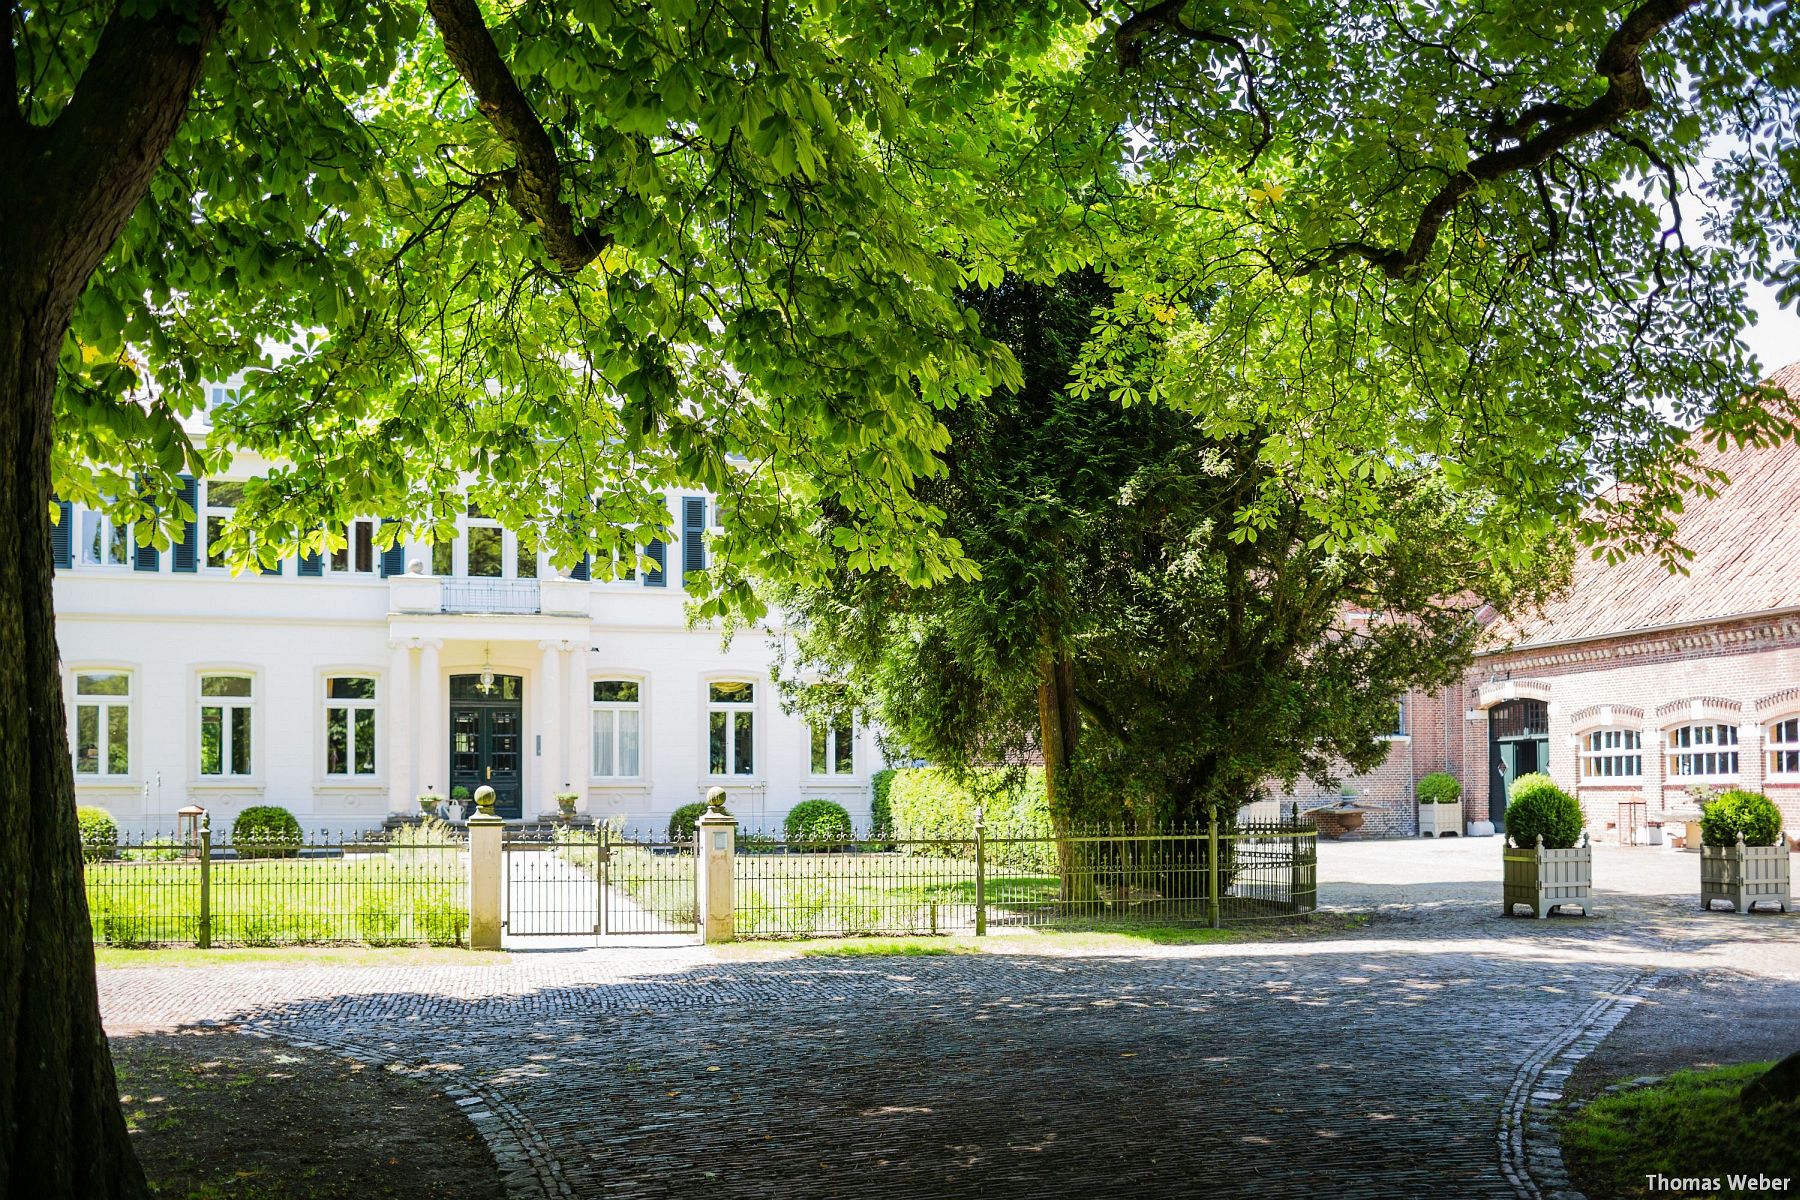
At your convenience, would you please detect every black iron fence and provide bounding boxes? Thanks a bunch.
[730,818,1317,939]
[83,821,469,947]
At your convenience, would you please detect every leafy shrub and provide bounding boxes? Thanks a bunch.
[887,767,1056,872]
[450,785,472,800]
[668,802,707,843]
[1700,790,1783,848]
[355,896,402,945]
[1505,773,1584,849]
[418,894,470,946]
[231,806,302,858]
[76,806,118,862]
[785,799,853,845]
[1416,773,1461,805]
[870,768,897,840]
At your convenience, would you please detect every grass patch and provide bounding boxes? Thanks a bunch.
[798,940,980,958]
[1561,1062,1800,1198]
[97,946,508,969]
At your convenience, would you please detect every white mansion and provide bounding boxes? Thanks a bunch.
[55,448,879,836]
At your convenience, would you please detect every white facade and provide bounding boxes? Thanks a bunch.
[55,461,878,836]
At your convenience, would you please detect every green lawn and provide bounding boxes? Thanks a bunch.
[1561,1063,1800,1198]
[85,848,469,947]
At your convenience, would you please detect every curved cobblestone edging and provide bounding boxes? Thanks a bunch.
[1498,969,1662,1200]
[234,1024,564,1199]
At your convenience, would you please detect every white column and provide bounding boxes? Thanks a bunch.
[417,639,444,796]
[538,640,563,817]
[387,640,416,814]
[565,641,589,810]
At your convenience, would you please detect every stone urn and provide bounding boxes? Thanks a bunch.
[1305,799,1382,840]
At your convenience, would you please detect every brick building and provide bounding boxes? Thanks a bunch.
[1280,362,1800,841]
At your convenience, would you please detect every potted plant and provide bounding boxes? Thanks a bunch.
[555,790,580,818]
[1699,790,1791,914]
[1502,773,1591,919]
[418,791,443,816]
[1416,772,1462,838]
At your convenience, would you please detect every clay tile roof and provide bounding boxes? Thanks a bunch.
[1489,361,1800,651]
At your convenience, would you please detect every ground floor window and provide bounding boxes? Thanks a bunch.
[707,681,755,776]
[199,673,254,776]
[325,676,377,776]
[1769,716,1800,779]
[1580,729,1642,779]
[73,671,131,776]
[810,717,854,776]
[591,680,642,777]
[1666,722,1738,781]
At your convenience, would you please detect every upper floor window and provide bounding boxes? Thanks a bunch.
[1666,723,1738,781]
[1580,729,1642,779]
[1769,717,1800,780]
[591,680,642,778]
[72,671,131,777]
[324,676,377,776]
[707,681,755,776]
[1386,700,1407,739]
[78,506,131,567]
[329,518,377,575]
[198,673,254,777]
[203,482,244,569]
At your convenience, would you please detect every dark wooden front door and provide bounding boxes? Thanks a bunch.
[450,674,523,819]
[1488,698,1550,834]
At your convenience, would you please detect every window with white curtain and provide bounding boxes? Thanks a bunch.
[591,680,642,777]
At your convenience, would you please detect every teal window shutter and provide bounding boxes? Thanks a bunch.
[171,476,199,572]
[571,555,590,581]
[644,539,667,586]
[379,520,406,577]
[133,477,159,571]
[681,496,706,586]
[298,551,323,577]
[52,500,73,569]
[260,557,283,576]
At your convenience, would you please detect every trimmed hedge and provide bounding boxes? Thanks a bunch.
[232,805,302,857]
[1416,772,1461,805]
[77,806,118,862]
[1700,790,1783,848]
[668,802,707,844]
[784,799,853,844]
[870,768,897,840]
[1505,773,1584,849]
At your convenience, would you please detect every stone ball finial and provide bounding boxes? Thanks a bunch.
[705,786,728,813]
[475,785,497,816]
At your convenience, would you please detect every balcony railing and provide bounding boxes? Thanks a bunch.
[441,578,541,614]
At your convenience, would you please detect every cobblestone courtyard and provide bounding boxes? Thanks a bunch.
[99,841,1800,1199]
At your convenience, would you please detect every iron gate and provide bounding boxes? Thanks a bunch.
[502,826,698,936]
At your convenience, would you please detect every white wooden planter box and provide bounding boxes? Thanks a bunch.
[1418,801,1463,838]
[1700,839,1792,914]
[1503,836,1592,919]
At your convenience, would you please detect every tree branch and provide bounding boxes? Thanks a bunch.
[426,0,610,275]
[1300,0,1699,279]
[0,0,19,137]
[1115,0,1272,171]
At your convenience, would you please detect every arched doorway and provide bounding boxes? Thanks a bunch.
[1488,698,1549,833]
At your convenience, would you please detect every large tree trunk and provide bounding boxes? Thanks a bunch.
[0,6,217,1194]
[1036,648,1083,897]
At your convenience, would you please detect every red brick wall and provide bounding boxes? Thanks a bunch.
[1270,613,1800,839]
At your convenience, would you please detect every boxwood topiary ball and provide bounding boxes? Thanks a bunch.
[1416,772,1461,805]
[1699,790,1783,848]
[667,802,707,843]
[784,798,853,844]
[1505,774,1584,849]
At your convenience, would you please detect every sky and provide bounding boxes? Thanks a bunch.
[1743,281,1800,377]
